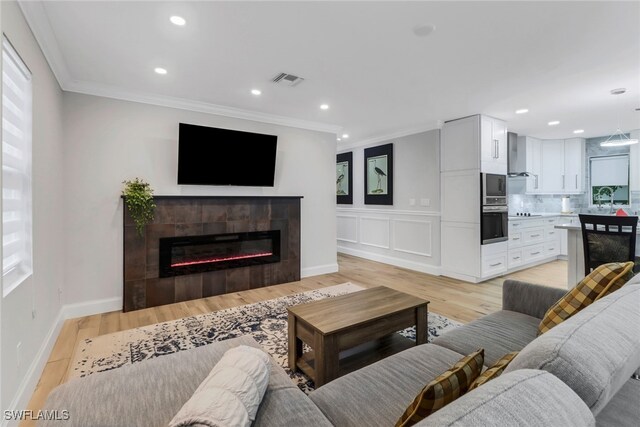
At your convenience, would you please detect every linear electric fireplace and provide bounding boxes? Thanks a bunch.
[159,230,281,278]
[123,196,301,312]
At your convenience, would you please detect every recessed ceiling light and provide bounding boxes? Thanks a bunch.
[337,138,342,141]
[251,89,261,96]
[170,16,186,26]
[515,108,529,114]
[342,134,349,139]
[548,121,560,126]
[154,67,167,75]
[413,23,436,37]
[573,129,584,134]
[320,104,329,110]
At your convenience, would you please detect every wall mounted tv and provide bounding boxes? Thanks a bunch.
[177,123,278,186]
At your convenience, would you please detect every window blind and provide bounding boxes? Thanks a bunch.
[2,36,33,297]
[590,155,629,186]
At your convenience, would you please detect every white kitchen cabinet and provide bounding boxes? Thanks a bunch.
[526,138,585,194]
[525,137,542,193]
[441,170,480,224]
[507,216,562,272]
[630,130,640,192]
[481,241,508,278]
[441,114,508,283]
[480,116,508,175]
[541,140,565,192]
[441,222,481,280]
[563,138,586,193]
[441,115,480,172]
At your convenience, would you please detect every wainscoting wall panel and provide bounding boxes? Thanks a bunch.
[336,214,358,243]
[360,217,391,249]
[336,208,441,275]
[392,219,432,257]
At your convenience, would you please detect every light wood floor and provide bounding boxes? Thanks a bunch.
[23,254,567,426]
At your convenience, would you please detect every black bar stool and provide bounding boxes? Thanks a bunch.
[579,214,639,275]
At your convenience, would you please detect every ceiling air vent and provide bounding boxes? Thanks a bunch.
[272,72,304,87]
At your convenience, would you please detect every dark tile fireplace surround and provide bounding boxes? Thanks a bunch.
[123,196,301,312]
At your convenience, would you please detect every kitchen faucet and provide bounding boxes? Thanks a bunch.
[596,186,616,214]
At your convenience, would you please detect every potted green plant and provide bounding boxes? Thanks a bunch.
[122,178,156,236]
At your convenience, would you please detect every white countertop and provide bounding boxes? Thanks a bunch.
[508,212,578,220]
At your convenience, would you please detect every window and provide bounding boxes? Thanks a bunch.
[590,155,629,206]
[2,36,32,297]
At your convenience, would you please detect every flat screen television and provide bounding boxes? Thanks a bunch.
[177,123,278,186]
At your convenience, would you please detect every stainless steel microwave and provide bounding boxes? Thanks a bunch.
[482,173,507,206]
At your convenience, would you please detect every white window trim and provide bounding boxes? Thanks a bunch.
[2,35,33,297]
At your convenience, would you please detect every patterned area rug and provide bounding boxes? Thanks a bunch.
[69,283,461,393]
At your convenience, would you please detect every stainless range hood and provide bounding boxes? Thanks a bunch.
[507,132,532,177]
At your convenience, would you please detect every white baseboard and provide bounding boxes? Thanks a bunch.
[439,269,482,283]
[301,263,339,278]
[62,296,122,319]
[3,309,65,427]
[338,246,441,276]
[2,296,122,425]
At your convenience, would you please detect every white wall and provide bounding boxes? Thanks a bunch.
[336,130,441,273]
[1,0,66,414]
[62,92,337,306]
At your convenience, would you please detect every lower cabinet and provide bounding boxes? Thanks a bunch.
[508,216,562,273]
[481,241,508,278]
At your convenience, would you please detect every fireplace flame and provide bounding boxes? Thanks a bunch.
[170,252,274,268]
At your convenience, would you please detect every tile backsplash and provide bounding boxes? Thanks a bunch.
[508,192,640,215]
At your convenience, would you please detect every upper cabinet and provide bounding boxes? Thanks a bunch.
[480,116,508,174]
[630,130,640,193]
[525,137,542,193]
[441,114,507,174]
[526,138,585,194]
[540,139,565,192]
[563,138,586,193]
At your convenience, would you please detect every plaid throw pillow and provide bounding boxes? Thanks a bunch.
[395,349,484,427]
[538,261,635,335]
[468,351,519,391]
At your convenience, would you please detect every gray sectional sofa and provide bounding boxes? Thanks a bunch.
[39,277,640,427]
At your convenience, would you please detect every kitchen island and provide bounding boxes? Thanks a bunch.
[555,220,640,286]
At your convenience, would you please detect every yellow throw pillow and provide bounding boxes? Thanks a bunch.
[395,349,484,427]
[468,351,519,391]
[538,262,634,335]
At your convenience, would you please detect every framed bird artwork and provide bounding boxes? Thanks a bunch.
[364,143,393,205]
[336,152,353,204]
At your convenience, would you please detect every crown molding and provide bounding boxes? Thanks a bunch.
[17,1,342,135]
[338,120,442,151]
[65,80,343,134]
[18,0,73,86]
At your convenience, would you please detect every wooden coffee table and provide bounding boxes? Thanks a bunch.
[287,286,429,386]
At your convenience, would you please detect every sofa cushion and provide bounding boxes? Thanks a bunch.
[504,284,640,415]
[169,345,271,427]
[415,370,595,427]
[431,310,540,366]
[309,344,465,427]
[538,262,634,334]
[595,379,640,426]
[468,351,519,391]
[396,349,484,427]
[38,335,331,427]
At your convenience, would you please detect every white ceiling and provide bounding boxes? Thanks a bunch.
[21,1,640,144]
